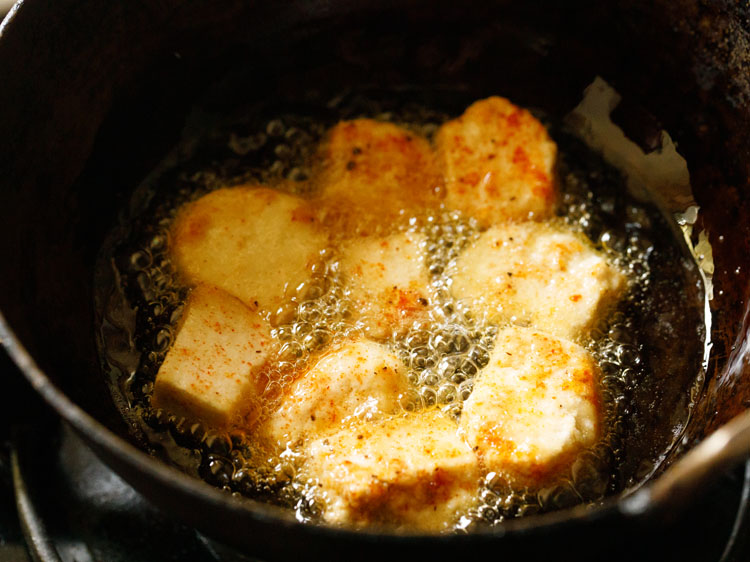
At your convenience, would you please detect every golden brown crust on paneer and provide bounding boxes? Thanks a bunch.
[338,231,431,340]
[304,409,479,531]
[315,119,443,233]
[262,339,410,447]
[436,96,557,225]
[460,327,601,487]
[152,284,272,430]
[448,221,626,339]
[153,96,630,528]
[171,186,327,316]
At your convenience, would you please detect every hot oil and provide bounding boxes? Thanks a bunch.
[95,93,703,530]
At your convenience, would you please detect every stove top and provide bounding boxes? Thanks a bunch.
[10,423,262,562]
[2,347,750,562]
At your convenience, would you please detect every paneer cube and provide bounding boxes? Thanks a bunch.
[338,231,431,340]
[459,327,600,487]
[171,186,327,315]
[264,339,410,446]
[316,119,442,232]
[448,221,626,339]
[436,96,557,225]
[152,284,272,430]
[304,409,479,531]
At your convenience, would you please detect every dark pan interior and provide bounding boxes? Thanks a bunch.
[1,0,750,558]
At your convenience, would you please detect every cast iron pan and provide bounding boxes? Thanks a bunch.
[2,1,750,560]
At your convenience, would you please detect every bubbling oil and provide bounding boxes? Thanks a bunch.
[95,93,701,530]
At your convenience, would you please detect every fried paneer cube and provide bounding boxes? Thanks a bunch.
[436,96,557,225]
[316,119,442,231]
[338,231,432,340]
[304,409,479,531]
[171,186,327,315]
[264,339,410,446]
[448,222,626,339]
[152,284,272,430]
[460,327,600,487]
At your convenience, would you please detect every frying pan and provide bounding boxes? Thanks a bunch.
[2,0,750,560]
